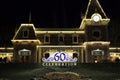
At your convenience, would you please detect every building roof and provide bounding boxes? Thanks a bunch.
[35,28,85,34]
[80,0,110,29]
[84,0,108,19]
[12,24,37,40]
[35,28,81,31]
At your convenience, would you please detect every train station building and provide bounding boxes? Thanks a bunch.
[0,0,119,65]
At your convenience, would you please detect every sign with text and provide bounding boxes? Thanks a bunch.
[42,52,77,62]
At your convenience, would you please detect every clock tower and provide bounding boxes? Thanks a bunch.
[80,0,110,63]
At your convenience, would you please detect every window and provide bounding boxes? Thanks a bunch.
[44,53,49,59]
[58,34,64,42]
[72,34,78,44]
[59,36,64,42]
[22,29,29,38]
[45,36,49,42]
[44,34,50,43]
[116,35,120,43]
[92,30,101,38]
[73,53,78,58]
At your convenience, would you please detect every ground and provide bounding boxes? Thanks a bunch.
[0,63,120,80]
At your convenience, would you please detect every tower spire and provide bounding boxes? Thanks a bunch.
[29,10,32,23]
[84,0,108,19]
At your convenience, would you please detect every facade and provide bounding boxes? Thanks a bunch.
[11,0,110,65]
[0,0,119,65]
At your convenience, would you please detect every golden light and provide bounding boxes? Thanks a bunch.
[11,39,41,44]
[37,45,85,48]
[83,41,110,45]
[35,31,85,34]
[109,47,120,50]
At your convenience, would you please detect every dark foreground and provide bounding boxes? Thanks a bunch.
[0,63,120,80]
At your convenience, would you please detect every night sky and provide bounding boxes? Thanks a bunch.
[0,0,119,46]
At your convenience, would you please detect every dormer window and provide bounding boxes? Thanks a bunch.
[44,34,50,44]
[72,34,78,44]
[22,28,29,38]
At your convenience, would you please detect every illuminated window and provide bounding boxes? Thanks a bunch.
[22,28,29,38]
[58,34,64,42]
[44,34,50,43]
[72,34,78,44]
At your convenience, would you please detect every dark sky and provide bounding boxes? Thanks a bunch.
[0,0,119,46]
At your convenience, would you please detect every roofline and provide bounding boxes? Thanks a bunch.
[80,18,110,29]
[35,31,85,34]
[12,23,36,40]
[84,0,108,19]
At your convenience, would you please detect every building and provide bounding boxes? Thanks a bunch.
[0,0,119,65]
[0,47,13,63]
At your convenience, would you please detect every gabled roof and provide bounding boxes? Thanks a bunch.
[12,24,37,40]
[80,0,110,29]
[84,0,108,19]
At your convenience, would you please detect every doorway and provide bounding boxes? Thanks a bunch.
[92,49,104,63]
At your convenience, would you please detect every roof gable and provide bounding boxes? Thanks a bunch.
[85,0,108,19]
[12,24,37,40]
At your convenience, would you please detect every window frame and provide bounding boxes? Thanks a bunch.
[72,34,78,44]
[92,29,101,38]
[44,34,50,44]
[22,28,29,38]
[58,34,64,42]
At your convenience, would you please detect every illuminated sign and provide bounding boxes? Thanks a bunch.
[92,49,104,56]
[18,49,31,56]
[42,52,77,62]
